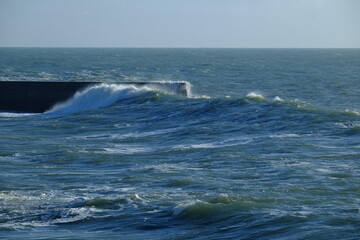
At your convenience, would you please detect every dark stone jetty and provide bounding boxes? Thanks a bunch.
[0,81,189,113]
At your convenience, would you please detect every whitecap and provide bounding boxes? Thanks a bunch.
[44,82,191,115]
[345,109,360,116]
[172,200,202,216]
[246,92,266,101]
[45,83,146,115]
[273,96,284,102]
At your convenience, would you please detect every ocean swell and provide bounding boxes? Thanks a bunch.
[46,82,190,115]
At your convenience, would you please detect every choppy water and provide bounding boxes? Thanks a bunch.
[0,48,359,239]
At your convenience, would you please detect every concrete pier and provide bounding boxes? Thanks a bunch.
[0,81,189,113]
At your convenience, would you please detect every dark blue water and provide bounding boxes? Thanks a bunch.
[0,48,359,239]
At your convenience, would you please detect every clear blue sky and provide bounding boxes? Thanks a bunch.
[0,0,359,48]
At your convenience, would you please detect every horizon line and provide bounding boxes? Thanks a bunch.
[0,46,359,49]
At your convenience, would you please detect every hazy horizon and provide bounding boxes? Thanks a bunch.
[1,47,359,49]
[1,0,359,48]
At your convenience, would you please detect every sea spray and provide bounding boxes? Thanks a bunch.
[46,82,191,115]
[1,48,359,240]
[46,84,144,115]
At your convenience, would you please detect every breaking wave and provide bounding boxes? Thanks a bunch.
[46,82,190,115]
[46,84,146,115]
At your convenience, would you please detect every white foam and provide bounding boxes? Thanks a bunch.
[0,112,37,118]
[0,189,147,228]
[315,168,332,173]
[273,96,284,102]
[45,82,190,115]
[102,145,152,154]
[134,163,204,173]
[172,200,202,216]
[175,143,218,150]
[1,82,190,116]
[246,92,266,101]
[335,122,360,129]
[45,83,146,115]
[345,109,360,116]
[269,133,300,138]
[48,207,93,224]
[173,137,253,151]
[190,94,211,99]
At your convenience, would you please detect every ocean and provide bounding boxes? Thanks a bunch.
[0,48,359,239]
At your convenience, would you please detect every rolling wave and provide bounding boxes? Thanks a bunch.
[46,82,190,115]
[0,85,357,122]
[46,84,147,115]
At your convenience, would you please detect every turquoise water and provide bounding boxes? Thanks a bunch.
[0,48,359,239]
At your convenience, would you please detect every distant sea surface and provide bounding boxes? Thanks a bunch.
[0,48,359,240]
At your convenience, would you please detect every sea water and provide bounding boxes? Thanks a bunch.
[0,48,359,239]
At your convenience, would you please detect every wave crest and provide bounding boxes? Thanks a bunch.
[46,84,143,115]
[46,82,189,115]
[246,92,266,101]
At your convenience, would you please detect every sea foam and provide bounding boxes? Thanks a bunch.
[46,82,190,115]
[246,92,266,101]
[46,83,145,115]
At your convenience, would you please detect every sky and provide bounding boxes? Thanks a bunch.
[0,0,359,48]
